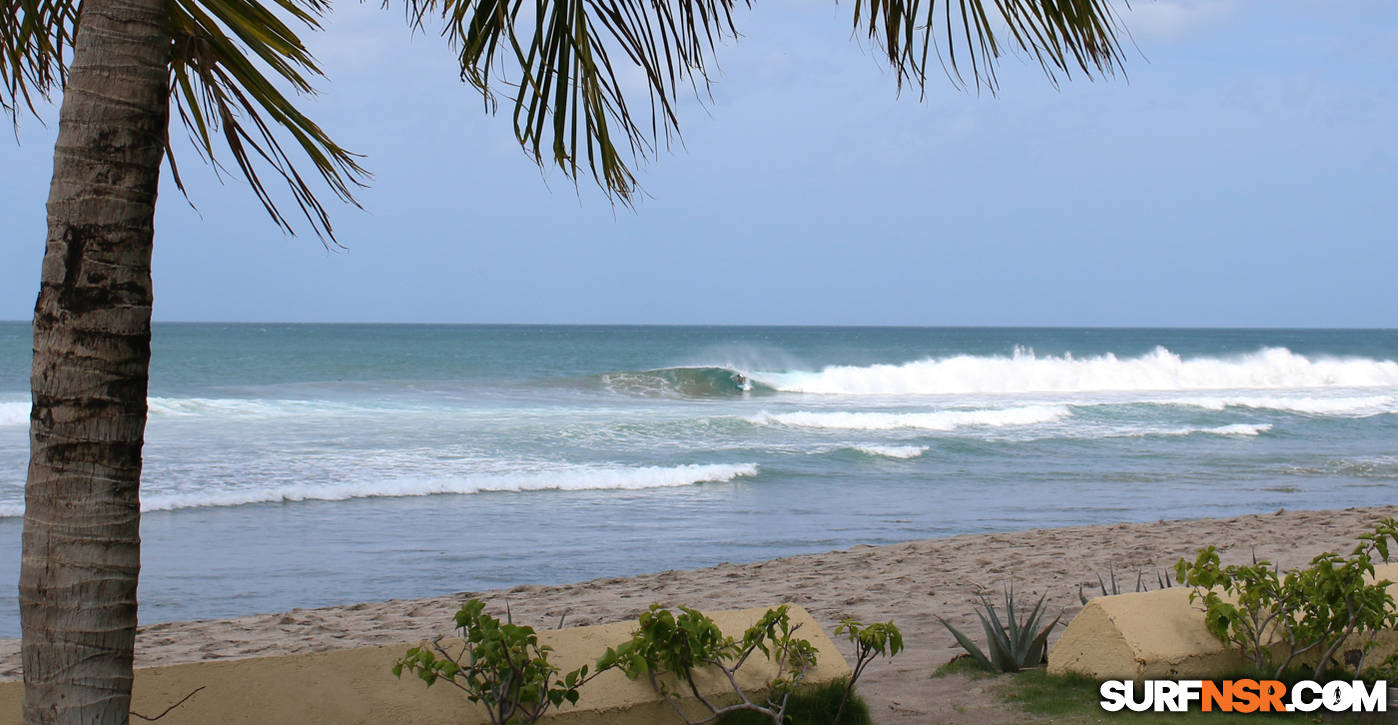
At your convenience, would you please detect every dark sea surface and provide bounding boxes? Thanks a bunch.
[1,323,1396,636]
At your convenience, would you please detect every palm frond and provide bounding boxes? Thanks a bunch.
[169,0,367,242]
[398,0,746,204]
[0,0,79,117]
[397,0,1127,204]
[853,0,1127,96]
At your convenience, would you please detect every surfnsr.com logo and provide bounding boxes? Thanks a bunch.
[1100,679,1388,713]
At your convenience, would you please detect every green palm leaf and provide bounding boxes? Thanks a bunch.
[854,0,1126,95]
[7,0,1128,237]
[1,0,78,114]
[168,0,367,241]
[397,0,1125,205]
[397,0,747,204]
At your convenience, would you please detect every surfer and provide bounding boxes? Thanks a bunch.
[734,373,751,392]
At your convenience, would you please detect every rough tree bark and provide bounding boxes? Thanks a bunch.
[18,0,170,721]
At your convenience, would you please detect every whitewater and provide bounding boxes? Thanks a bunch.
[0,323,1395,635]
[749,346,1398,395]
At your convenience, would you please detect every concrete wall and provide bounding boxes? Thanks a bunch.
[0,605,850,725]
[1049,563,1398,679]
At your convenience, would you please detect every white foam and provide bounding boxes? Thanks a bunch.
[851,445,929,459]
[1155,395,1396,416]
[1208,423,1272,436]
[1283,456,1398,478]
[751,347,1398,396]
[3,396,428,426]
[1008,422,1276,442]
[126,462,760,513]
[147,397,374,418]
[1148,423,1273,437]
[752,405,1069,431]
[0,402,27,427]
[0,397,342,426]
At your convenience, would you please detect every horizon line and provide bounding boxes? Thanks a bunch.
[1,320,1396,331]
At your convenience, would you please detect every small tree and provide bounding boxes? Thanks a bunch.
[832,620,903,723]
[1176,518,1398,679]
[393,600,601,725]
[599,604,819,725]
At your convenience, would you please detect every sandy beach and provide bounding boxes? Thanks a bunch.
[3,505,1396,722]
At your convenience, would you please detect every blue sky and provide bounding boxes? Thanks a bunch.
[2,0,1395,326]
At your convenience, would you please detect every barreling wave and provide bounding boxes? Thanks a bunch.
[599,367,774,398]
[750,347,1398,396]
[0,462,760,517]
[751,405,1070,431]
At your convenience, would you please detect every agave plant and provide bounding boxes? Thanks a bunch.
[1078,565,1177,604]
[939,586,1061,673]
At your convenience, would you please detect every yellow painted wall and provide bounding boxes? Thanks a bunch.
[0,605,850,725]
[1049,563,1398,679]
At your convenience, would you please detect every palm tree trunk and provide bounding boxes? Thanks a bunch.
[19,0,169,720]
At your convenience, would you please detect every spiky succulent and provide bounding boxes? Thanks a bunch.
[1078,565,1177,604]
[939,585,1060,673]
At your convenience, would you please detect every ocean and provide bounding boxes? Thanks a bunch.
[1,323,1397,637]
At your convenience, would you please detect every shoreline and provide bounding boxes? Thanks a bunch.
[3,505,1396,722]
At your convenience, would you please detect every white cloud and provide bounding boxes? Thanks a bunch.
[1118,0,1236,41]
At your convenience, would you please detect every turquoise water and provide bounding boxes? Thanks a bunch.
[2,323,1397,636]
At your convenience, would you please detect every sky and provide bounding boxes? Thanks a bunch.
[1,0,1395,327]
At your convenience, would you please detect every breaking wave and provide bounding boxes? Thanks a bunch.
[0,402,27,427]
[0,397,410,425]
[1195,423,1272,437]
[849,444,929,459]
[147,397,378,418]
[1140,423,1273,438]
[750,347,1398,396]
[0,463,760,516]
[1153,395,1396,417]
[599,367,774,398]
[751,405,1069,431]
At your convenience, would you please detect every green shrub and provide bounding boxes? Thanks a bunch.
[392,599,600,725]
[600,604,820,725]
[1175,517,1398,679]
[831,620,901,722]
[396,600,900,725]
[714,679,871,725]
[930,653,997,679]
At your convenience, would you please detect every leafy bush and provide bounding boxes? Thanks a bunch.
[930,653,997,680]
[396,600,899,725]
[939,585,1060,673]
[393,599,600,725]
[599,604,820,725]
[714,679,871,725]
[831,620,901,722]
[1175,518,1398,679]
